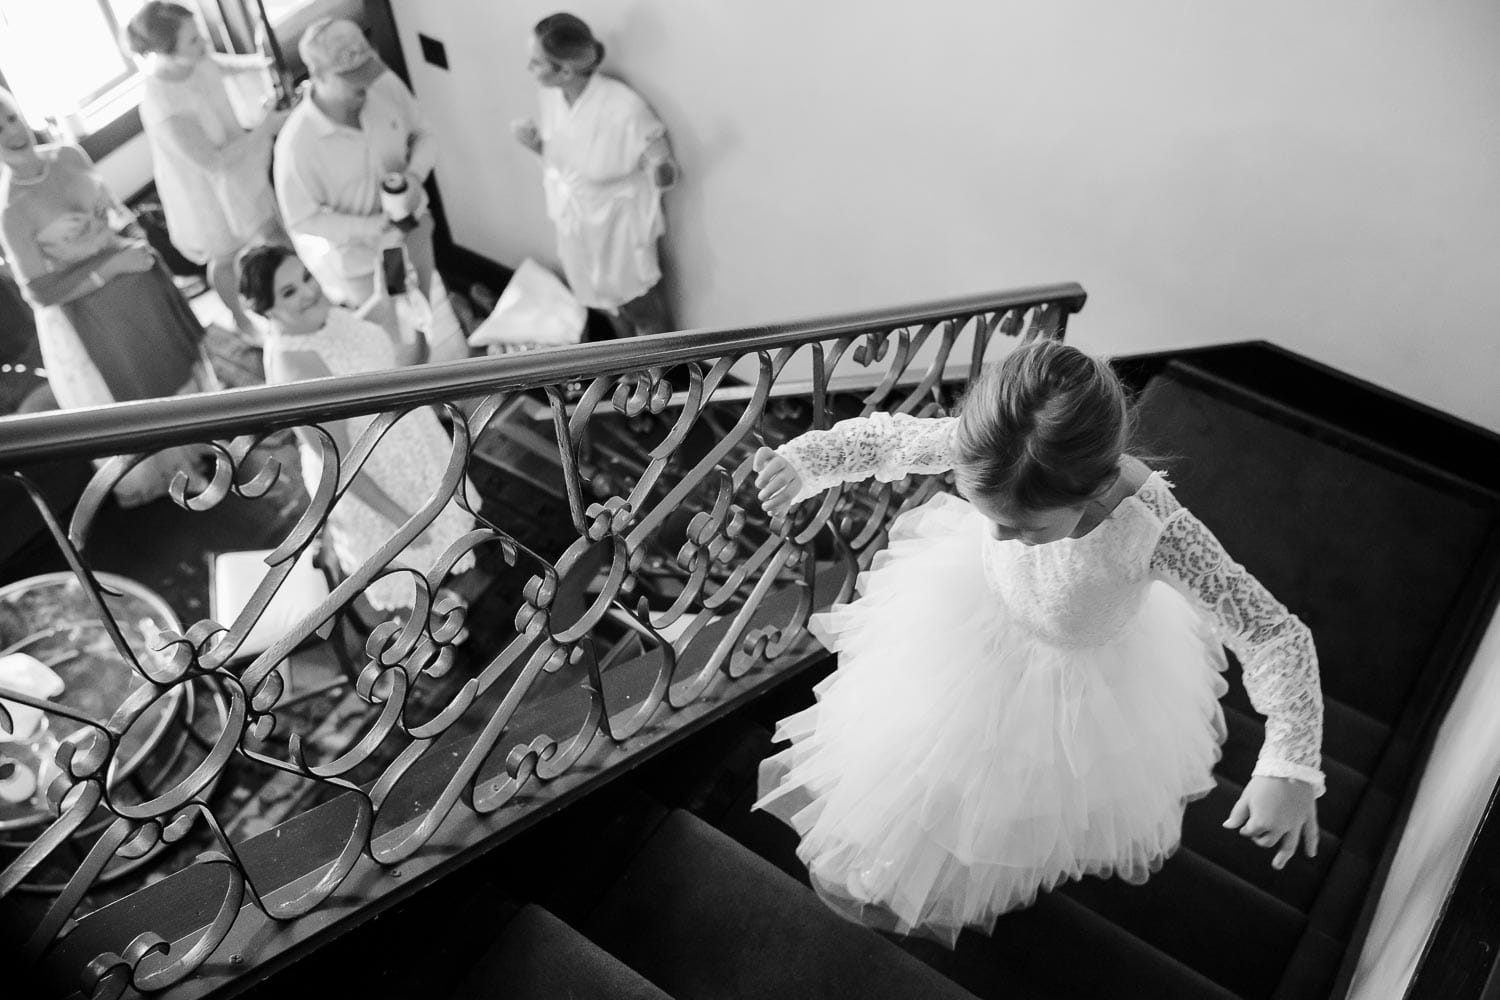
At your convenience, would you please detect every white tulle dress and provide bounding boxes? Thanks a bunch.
[754,412,1324,946]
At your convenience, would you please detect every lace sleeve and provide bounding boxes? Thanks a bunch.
[776,413,957,503]
[1147,492,1326,796]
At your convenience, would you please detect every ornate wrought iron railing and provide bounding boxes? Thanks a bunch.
[0,282,1085,998]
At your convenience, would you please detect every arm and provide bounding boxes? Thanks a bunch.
[642,132,678,189]
[385,75,436,184]
[1146,485,1323,869]
[355,270,427,367]
[0,211,152,308]
[1148,503,1324,793]
[776,412,957,504]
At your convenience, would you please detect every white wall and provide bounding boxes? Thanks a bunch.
[386,0,1500,431]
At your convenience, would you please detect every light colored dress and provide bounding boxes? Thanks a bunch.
[263,308,476,610]
[537,73,667,311]
[754,412,1324,945]
[139,57,278,264]
[0,144,215,505]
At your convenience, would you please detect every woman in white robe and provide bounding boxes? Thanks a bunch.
[512,13,679,338]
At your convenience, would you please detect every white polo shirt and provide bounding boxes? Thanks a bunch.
[273,71,436,299]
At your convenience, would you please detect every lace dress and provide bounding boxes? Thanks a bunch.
[265,308,476,610]
[753,412,1324,945]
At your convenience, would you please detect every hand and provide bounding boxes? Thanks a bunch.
[511,118,542,154]
[650,158,678,189]
[104,244,156,278]
[376,221,405,250]
[753,447,803,518]
[1222,775,1319,870]
[397,171,424,214]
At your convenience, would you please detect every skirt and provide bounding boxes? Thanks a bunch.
[754,497,1228,946]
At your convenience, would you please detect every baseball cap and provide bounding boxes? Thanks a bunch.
[299,18,385,85]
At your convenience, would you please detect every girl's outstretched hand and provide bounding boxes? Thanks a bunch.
[753,447,802,518]
[1222,775,1319,870]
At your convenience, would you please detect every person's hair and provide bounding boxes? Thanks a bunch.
[952,338,1132,512]
[236,243,298,315]
[534,13,604,74]
[124,2,196,57]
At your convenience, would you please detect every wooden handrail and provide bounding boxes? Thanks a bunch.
[0,284,1084,468]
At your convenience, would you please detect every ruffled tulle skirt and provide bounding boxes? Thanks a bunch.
[754,496,1227,946]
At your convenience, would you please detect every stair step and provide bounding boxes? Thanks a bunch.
[631,717,775,825]
[494,781,672,924]
[1060,847,1306,999]
[449,903,673,1000]
[899,890,1241,1000]
[715,773,813,886]
[1218,703,1368,837]
[1182,775,1342,913]
[584,808,984,1000]
[710,759,1239,999]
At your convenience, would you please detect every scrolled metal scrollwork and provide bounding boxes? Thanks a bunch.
[0,285,1083,997]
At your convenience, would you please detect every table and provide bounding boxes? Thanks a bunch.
[0,572,184,833]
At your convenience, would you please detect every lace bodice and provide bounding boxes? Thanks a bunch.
[778,412,1325,793]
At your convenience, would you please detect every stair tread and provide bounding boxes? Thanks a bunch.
[899,889,1242,1000]
[494,781,672,924]
[449,903,673,1000]
[585,808,985,1000]
[1183,776,1341,913]
[712,769,1241,999]
[1060,845,1305,999]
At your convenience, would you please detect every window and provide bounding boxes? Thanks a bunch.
[0,0,331,156]
[0,0,147,133]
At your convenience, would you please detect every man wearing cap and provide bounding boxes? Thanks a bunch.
[273,17,436,306]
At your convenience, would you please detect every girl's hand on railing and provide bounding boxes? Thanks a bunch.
[753,447,802,519]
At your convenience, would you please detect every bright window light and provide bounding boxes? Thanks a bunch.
[0,0,140,127]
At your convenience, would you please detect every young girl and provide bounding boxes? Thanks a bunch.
[751,339,1323,946]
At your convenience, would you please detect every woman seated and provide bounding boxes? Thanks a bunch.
[237,243,476,613]
[126,1,289,339]
[0,87,213,507]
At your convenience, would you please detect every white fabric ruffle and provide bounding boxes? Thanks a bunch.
[755,496,1228,946]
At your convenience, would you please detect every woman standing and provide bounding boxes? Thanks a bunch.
[512,13,679,338]
[238,243,476,612]
[126,1,287,337]
[0,88,213,506]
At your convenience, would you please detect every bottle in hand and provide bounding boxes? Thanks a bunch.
[380,173,419,232]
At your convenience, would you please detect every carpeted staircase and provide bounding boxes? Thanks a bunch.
[248,345,1500,1000]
